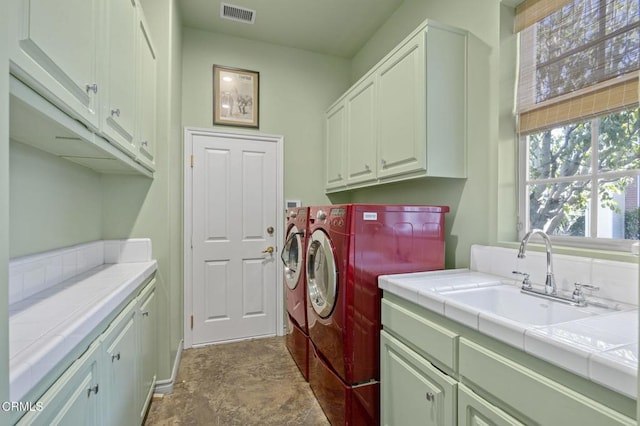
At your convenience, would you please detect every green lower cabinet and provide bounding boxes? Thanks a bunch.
[102,299,139,425]
[458,384,523,426]
[17,340,102,426]
[381,330,457,426]
[15,277,157,426]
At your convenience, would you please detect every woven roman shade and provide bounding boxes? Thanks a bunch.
[515,0,639,134]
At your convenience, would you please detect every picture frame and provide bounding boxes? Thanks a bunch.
[213,65,259,128]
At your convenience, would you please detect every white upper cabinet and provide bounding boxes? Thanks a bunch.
[324,20,468,193]
[101,0,138,157]
[136,14,157,171]
[9,0,101,130]
[325,101,347,190]
[8,0,157,175]
[346,74,377,186]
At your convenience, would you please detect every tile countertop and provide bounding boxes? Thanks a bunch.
[378,269,639,399]
[9,260,157,401]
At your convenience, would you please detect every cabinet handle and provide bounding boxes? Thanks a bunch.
[85,83,98,94]
[337,173,342,180]
[380,159,387,168]
[141,141,148,147]
[365,164,370,171]
[111,108,121,117]
[111,352,121,362]
[142,311,149,317]
[87,384,99,397]
[425,392,434,402]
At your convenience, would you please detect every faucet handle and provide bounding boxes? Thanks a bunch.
[572,282,600,305]
[512,271,532,289]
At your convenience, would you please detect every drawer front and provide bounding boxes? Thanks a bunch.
[459,338,635,426]
[381,298,458,373]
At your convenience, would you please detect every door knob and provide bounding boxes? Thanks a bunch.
[262,246,275,254]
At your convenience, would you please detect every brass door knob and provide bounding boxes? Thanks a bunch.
[262,246,275,254]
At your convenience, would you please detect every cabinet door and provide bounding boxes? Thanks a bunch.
[381,331,457,426]
[101,0,138,156]
[138,279,157,420]
[103,300,138,426]
[136,14,157,171]
[17,341,102,426]
[376,32,426,179]
[458,384,524,426]
[325,102,347,191]
[9,0,100,129]
[346,75,377,185]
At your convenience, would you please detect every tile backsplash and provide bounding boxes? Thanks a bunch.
[470,245,638,305]
[9,239,152,305]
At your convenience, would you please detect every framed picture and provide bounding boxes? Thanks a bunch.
[213,65,259,128]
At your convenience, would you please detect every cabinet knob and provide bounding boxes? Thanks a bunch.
[87,384,99,397]
[365,164,370,171]
[111,108,121,117]
[380,159,387,168]
[337,173,342,180]
[85,83,98,94]
[425,392,435,401]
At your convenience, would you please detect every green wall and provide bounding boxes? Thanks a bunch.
[342,0,504,268]
[181,27,351,207]
[9,142,103,258]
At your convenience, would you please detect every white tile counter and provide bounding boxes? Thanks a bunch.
[9,239,157,401]
[379,245,639,399]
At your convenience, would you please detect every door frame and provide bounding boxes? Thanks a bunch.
[183,127,285,349]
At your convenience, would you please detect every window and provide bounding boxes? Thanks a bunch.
[516,0,639,250]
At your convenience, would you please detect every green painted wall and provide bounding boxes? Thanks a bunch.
[181,27,351,207]
[342,0,503,269]
[9,142,103,258]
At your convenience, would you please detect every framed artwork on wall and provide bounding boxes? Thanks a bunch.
[213,65,259,128]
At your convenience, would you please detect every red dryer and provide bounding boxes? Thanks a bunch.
[282,207,310,380]
[305,204,449,425]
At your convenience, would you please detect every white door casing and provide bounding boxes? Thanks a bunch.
[184,128,284,347]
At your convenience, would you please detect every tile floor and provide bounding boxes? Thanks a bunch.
[144,337,329,425]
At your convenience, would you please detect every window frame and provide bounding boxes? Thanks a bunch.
[518,112,640,252]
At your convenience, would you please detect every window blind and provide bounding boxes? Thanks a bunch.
[516,0,639,134]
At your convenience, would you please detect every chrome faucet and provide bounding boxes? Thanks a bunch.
[517,229,556,295]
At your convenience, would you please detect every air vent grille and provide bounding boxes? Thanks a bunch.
[220,3,256,24]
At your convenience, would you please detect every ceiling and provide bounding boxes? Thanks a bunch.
[179,0,405,58]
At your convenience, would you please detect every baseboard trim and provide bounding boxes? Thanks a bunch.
[154,339,183,395]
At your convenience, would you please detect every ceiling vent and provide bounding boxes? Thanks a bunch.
[220,3,256,24]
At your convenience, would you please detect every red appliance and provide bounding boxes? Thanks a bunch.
[305,204,449,425]
[282,207,310,380]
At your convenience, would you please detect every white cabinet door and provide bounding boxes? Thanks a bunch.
[102,300,138,426]
[17,341,102,426]
[381,330,457,426]
[325,101,347,190]
[101,0,138,157]
[346,74,377,185]
[9,0,101,130]
[138,279,157,420]
[377,32,426,179]
[136,14,157,171]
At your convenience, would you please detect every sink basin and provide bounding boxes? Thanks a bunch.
[439,285,610,326]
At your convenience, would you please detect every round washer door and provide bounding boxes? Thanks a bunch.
[306,229,337,318]
[282,225,303,290]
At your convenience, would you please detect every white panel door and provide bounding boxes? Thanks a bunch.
[192,133,278,345]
